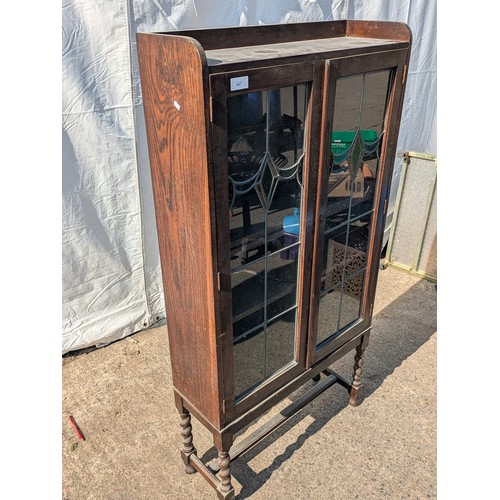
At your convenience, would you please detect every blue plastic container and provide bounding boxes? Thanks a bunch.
[281,208,300,260]
[282,208,300,235]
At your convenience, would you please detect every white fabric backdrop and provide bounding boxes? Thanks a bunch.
[62,0,437,353]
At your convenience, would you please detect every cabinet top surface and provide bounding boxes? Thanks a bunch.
[205,36,406,72]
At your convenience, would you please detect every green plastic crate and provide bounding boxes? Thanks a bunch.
[331,129,378,162]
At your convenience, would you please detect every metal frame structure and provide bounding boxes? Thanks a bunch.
[383,151,437,282]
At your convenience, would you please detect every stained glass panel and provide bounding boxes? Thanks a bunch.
[228,83,310,398]
[316,69,393,349]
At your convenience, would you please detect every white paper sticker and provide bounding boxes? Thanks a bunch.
[230,76,249,91]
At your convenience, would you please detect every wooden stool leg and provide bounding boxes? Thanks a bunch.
[180,410,197,474]
[349,343,366,406]
[217,450,234,500]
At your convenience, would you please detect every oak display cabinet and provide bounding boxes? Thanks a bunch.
[137,20,411,499]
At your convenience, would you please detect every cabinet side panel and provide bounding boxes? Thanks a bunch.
[137,34,220,427]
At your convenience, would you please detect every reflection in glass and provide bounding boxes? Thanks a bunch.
[228,84,310,398]
[316,285,342,346]
[331,76,363,133]
[340,219,369,280]
[266,309,297,377]
[233,331,265,397]
[231,260,265,340]
[323,225,348,290]
[360,71,391,134]
[338,271,365,332]
[266,251,298,320]
[316,69,393,349]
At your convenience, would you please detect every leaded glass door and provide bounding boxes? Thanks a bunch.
[309,51,407,363]
[210,64,320,413]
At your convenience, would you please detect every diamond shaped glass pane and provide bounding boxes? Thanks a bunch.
[256,159,278,210]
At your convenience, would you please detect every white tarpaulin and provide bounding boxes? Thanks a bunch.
[62,0,437,353]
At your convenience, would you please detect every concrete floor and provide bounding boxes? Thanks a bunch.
[62,266,436,499]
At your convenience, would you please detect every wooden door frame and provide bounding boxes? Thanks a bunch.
[308,48,410,366]
[208,61,323,421]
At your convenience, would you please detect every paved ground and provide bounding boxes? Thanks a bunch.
[62,266,436,499]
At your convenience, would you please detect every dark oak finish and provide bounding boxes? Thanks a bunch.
[347,20,412,42]
[137,21,411,498]
[172,21,348,50]
[170,20,410,50]
[179,409,197,474]
[217,451,233,499]
[137,33,225,429]
[349,330,371,406]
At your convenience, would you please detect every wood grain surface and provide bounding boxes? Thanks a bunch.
[137,33,223,428]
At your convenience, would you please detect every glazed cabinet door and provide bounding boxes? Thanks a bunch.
[210,63,322,418]
[309,50,408,363]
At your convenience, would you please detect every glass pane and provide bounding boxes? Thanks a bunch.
[316,284,342,346]
[331,76,363,133]
[317,69,392,349]
[229,190,267,270]
[355,70,391,217]
[267,250,298,320]
[360,71,391,134]
[228,84,310,398]
[266,309,297,376]
[338,271,365,332]
[267,177,302,249]
[228,90,267,269]
[233,330,265,397]
[228,91,268,152]
[268,86,308,164]
[322,224,348,291]
[344,219,369,274]
[351,158,377,218]
[231,259,265,341]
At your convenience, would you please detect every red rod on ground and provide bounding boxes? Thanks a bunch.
[68,415,85,441]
